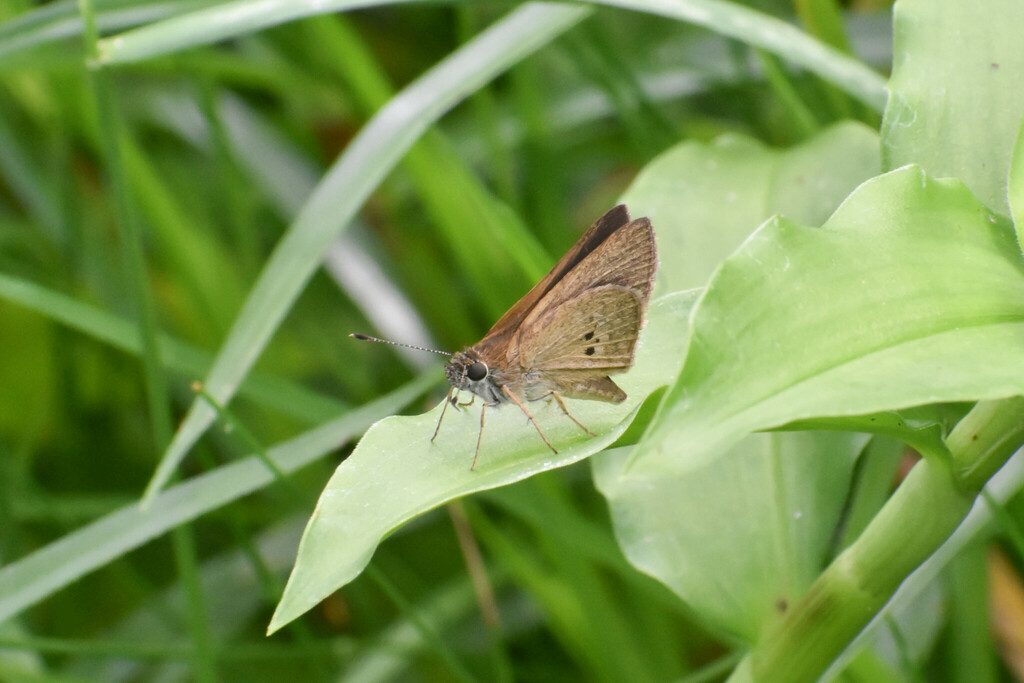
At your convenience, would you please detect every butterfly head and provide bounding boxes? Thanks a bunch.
[446,350,504,403]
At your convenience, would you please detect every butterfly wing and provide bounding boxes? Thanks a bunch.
[509,214,656,403]
[513,286,642,402]
[471,205,632,364]
[519,285,643,371]
[515,216,656,335]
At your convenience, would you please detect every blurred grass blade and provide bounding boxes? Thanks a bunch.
[265,14,552,319]
[97,0,433,64]
[82,1,174,454]
[0,0,223,66]
[594,0,887,111]
[0,106,62,236]
[0,273,348,421]
[339,578,482,683]
[143,3,592,504]
[0,372,437,626]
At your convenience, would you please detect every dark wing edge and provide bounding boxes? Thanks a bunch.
[516,216,657,347]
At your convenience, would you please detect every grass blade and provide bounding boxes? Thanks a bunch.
[594,0,887,111]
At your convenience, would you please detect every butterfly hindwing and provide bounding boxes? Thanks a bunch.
[517,285,643,372]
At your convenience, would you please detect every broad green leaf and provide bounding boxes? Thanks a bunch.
[881,0,1024,216]
[269,291,696,633]
[590,125,882,640]
[598,164,1024,645]
[622,121,880,294]
[594,431,865,640]
[635,165,1024,481]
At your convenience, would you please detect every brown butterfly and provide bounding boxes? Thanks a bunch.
[352,205,657,468]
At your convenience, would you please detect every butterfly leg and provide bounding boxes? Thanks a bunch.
[501,385,558,455]
[549,392,596,437]
[459,395,476,408]
[472,400,498,470]
[432,386,456,443]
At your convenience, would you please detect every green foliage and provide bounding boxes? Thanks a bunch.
[3,0,1024,681]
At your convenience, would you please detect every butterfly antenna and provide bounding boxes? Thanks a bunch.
[349,333,452,357]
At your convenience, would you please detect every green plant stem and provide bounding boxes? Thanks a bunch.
[741,397,1024,682]
[950,398,1024,489]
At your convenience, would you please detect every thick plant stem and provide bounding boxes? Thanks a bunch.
[738,397,1024,683]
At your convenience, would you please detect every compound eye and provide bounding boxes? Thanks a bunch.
[466,361,488,382]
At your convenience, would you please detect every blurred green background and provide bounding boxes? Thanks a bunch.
[0,1,946,681]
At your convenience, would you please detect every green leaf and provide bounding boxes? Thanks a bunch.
[269,291,697,633]
[596,163,1024,645]
[586,124,885,642]
[622,121,881,294]
[881,0,1024,216]
[594,431,866,640]
[636,165,1024,480]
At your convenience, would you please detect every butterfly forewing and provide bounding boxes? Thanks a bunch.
[472,205,633,364]
[512,217,656,343]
